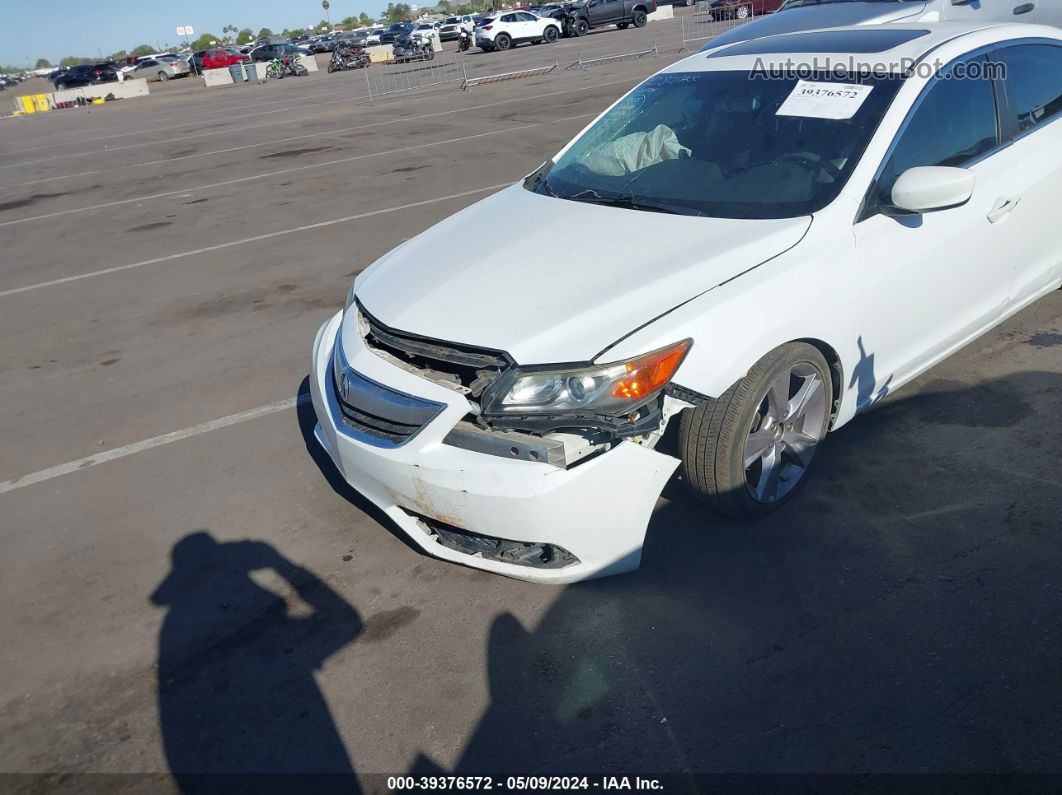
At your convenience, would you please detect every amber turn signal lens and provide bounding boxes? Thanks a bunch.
[612,339,692,400]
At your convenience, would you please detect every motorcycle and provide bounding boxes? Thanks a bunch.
[265,53,308,79]
[328,44,371,72]
[457,28,472,52]
[391,32,435,62]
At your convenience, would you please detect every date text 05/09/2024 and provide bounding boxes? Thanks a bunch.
[386,776,665,791]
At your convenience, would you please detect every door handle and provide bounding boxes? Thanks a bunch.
[1013,2,1035,14]
[987,195,1022,223]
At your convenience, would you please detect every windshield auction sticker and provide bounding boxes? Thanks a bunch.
[776,81,874,120]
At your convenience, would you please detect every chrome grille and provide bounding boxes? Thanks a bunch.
[330,343,445,448]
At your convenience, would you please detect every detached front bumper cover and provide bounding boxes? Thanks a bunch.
[309,310,679,584]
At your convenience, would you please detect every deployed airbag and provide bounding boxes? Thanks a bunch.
[583,124,691,176]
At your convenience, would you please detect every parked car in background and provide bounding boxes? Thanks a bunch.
[705,0,1062,48]
[476,11,563,50]
[249,43,313,62]
[51,63,118,90]
[125,57,191,81]
[380,22,417,44]
[708,0,783,18]
[308,35,338,53]
[363,27,387,44]
[439,15,476,40]
[561,0,657,36]
[200,48,250,70]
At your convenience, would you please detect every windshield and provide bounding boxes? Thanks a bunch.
[529,70,902,219]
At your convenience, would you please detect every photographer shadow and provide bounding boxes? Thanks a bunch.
[151,531,362,793]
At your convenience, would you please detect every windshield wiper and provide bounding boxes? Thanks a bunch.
[566,192,698,216]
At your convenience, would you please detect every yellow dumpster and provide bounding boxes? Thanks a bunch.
[33,94,50,112]
[17,95,36,114]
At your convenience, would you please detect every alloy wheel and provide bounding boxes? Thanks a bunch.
[744,363,827,503]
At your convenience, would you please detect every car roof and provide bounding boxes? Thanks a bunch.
[678,21,1060,74]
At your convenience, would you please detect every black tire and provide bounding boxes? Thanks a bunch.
[157,71,169,81]
[632,9,648,26]
[328,62,337,73]
[574,18,589,36]
[617,22,629,29]
[56,81,67,90]
[679,342,832,519]
[735,3,751,18]
[543,25,559,43]
[495,33,512,50]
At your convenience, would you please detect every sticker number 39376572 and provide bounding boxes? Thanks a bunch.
[776,81,875,121]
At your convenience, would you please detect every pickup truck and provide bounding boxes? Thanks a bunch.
[545,0,658,37]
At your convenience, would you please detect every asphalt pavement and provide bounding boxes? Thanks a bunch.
[0,23,1060,787]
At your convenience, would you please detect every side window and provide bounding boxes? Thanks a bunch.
[501,14,517,22]
[994,44,1062,136]
[518,12,537,21]
[876,56,998,204]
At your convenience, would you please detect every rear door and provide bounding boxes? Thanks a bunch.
[941,0,1035,22]
[1033,1,1062,26]
[991,41,1062,299]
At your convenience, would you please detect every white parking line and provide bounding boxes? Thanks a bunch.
[4,79,621,190]
[0,76,628,176]
[0,112,592,228]
[0,181,512,298]
[0,394,312,496]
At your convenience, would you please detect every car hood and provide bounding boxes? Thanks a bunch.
[704,1,929,49]
[355,185,811,364]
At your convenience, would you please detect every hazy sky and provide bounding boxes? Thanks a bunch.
[0,0,389,65]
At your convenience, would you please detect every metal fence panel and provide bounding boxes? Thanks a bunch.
[565,41,658,71]
[461,62,560,90]
[364,52,466,101]
[680,6,757,50]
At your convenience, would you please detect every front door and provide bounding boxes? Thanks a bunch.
[850,55,1021,399]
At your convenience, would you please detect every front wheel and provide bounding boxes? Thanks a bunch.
[266,64,281,79]
[735,3,751,18]
[679,342,832,518]
[543,25,559,42]
[157,71,169,81]
[294,64,308,76]
[632,9,648,26]
[573,18,589,36]
[494,33,512,50]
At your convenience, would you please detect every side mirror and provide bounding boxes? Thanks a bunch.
[888,166,975,214]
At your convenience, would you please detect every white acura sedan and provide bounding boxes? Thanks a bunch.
[310,22,1062,583]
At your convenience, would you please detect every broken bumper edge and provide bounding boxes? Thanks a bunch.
[309,311,679,584]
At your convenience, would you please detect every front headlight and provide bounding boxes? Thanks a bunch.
[483,339,691,417]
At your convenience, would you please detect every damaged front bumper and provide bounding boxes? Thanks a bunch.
[309,311,679,584]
